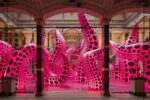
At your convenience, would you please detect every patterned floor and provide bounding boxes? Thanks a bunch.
[0,92,150,100]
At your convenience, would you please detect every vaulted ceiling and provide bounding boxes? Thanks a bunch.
[0,0,150,27]
[3,12,142,27]
[0,0,150,16]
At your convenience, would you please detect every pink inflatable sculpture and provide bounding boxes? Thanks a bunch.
[0,12,103,91]
[110,40,150,88]
[1,12,147,92]
[0,28,70,91]
[43,52,70,86]
[84,48,104,90]
[0,40,14,78]
[75,12,99,85]
[42,29,71,87]
[110,24,140,82]
[5,44,36,91]
[48,29,67,74]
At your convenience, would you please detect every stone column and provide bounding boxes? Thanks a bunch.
[35,17,44,97]
[100,18,111,96]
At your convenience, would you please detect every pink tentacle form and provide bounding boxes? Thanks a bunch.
[42,48,51,72]
[110,41,150,88]
[43,53,70,86]
[0,40,14,78]
[74,42,87,83]
[109,41,142,60]
[4,40,70,91]
[5,44,36,91]
[124,24,139,45]
[111,24,140,81]
[48,29,67,74]
[122,24,140,81]
[77,12,98,51]
[75,12,99,84]
[3,28,69,91]
[84,48,103,89]
[78,40,85,53]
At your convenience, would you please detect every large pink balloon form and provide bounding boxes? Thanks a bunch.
[124,24,138,45]
[0,40,14,78]
[1,12,147,91]
[42,29,71,87]
[110,24,140,82]
[5,44,36,91]
[0,12,103,91]
[1,29,69,91]
[48,29,67,74]
[43,52,70,86]
[75,12,100,85]
[0,12,104,91]
[84,48,104,89]
[109,41,150,88]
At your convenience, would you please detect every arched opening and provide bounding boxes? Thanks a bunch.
[0,0,150,96]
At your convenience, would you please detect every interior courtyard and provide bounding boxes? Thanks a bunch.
[0,0,150,99]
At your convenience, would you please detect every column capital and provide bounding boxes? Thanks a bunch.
[34,17,45,25]
[100,17,111,26]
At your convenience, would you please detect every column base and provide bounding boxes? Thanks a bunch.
[0,92,15,96]
[129,91,146,97]
[35,92,43,97]
[101,91,111,96]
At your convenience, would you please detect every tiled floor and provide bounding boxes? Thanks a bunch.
[1,78,150,100]
[0,92,150,100]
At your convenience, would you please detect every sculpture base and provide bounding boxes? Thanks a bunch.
[129,91,146,97]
